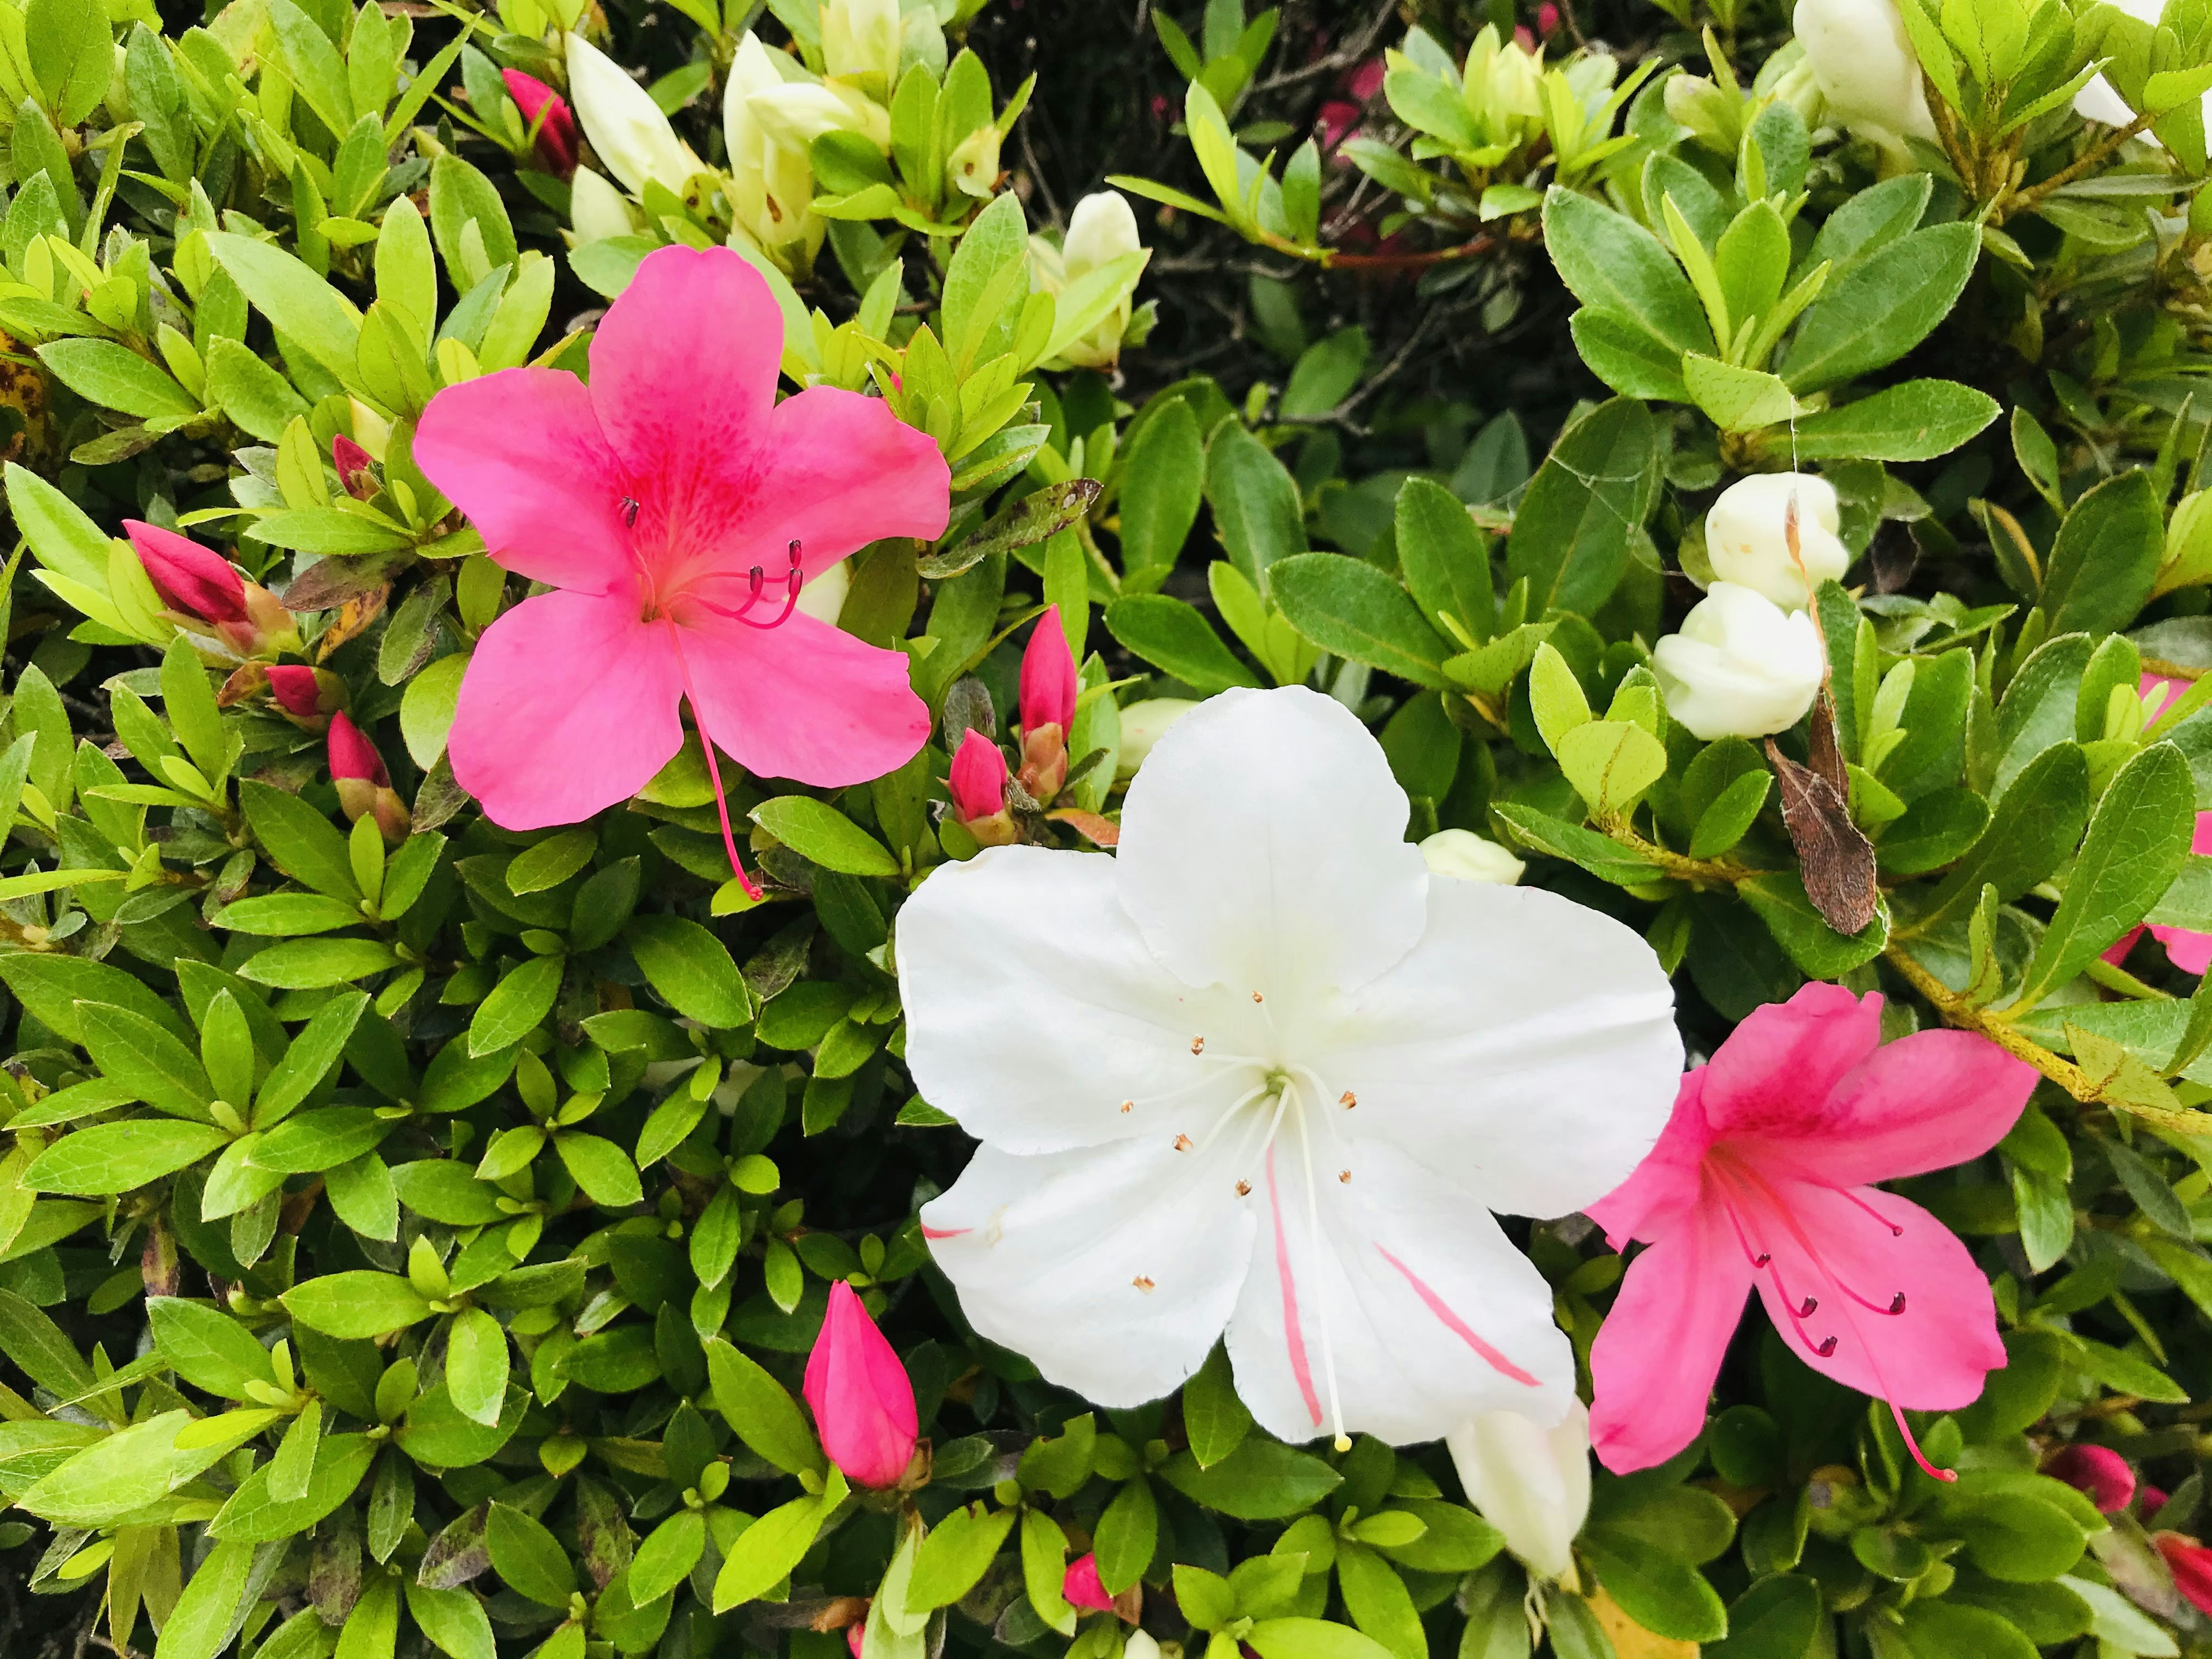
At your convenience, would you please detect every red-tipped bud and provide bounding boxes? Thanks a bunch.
[1020,605,1079,736]
[332,434,379,500]
[128,519,248,624]
[2044,1444,2135,1514]
[1063,1555,1113,1614]
[266,665,345,731]
[804,1282,918,1491]
[2158,1533,2212,1615]
[503,69,580,179]
[845,1628,863,1659]
[329,712,410,843]
[949,729,1018,846]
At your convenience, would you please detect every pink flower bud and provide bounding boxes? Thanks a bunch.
[2044,1444,2135,1514]
[2145,1484,2173,1516]
[329,712,410,843]
[1062,1554,1113,1613]
[949,728,1011,823]
[2158,1533,2212,1615]
[803,1282,918,1490]
[845,1628,864,1659]
[1020,605,1079,737]
[332,435,379,501]
[328,711,389,787]
[128,520,248,624]
[504,69,580,179]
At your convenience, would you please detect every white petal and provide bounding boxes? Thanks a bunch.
[896,844,1263,1154]
[921,1139,1255,1407]
[1305,877,1681,1220]
[1115,687,1429,1002]
[1225,1136,1574,1445]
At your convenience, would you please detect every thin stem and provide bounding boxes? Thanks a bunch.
[1291,1082,1350,1453]
[662,621,762,903]
[2004,111,2161,218]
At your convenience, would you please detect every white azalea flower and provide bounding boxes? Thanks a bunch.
[897,687,1680,1448]
[1705,472,1851,611]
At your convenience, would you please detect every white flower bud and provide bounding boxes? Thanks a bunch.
[748,80,891,152]
[794,561,849,626]
[1419,829,1525,885]
[1704,472,1851,611]
[947,124,1003,199]
[1446,1401,1592,1585]
[1123,1633,1162,1659]
[1114,699,1199,781]
[1034,191,1145,368]
[822,0,903,93]
[1654,582,1827,742]
[565,32,701,197]
[567,166,638,242]
[725,35,818,250]
[1791,0,1936,161]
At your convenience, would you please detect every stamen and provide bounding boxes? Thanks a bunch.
[619,495,641,528]
[1132,1276,1154,1292]
[1290,1082,1352,1453]
[1340,1092,1356,1109]
[1119,1101,1132,1114]
[1889,1400,1957,1483]
[1173,1135,1193,1152]
[1836,1187,1906,1237]
[1236,1180,1251,1197]
[661,621,761,902]
[689,539,806,631]
[1338,1170,1350,1183]
[1721,1200,1772,1268]
[1191,1037,1206,1055]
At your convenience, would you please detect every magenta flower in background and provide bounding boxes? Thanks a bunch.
[804,1281,918,1490]
[414,245,948,896]
[1588,983,2035,1480]
[2044,1443,2135,1513]
[2104,673,2212,975]
[503,69,580,179]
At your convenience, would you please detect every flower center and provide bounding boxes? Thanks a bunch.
[627,505,807,633]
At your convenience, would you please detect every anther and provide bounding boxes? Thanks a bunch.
[1132,1276,1154,1291]
[1887,1293,1906,1314]
[1191,1037,1206,1055]
[619,495,639,527]
[1815,1336,1838,1357]
[1173,1135,1193,1152]
[1119,1100,1132,1113]
[1752,1252,1771,1267]
[1339,1090,1356,1108]
[1252,991,1264,1003]
[1235,1180,1251,1197]
[1797,1296,1818,1317]
[1338,1170,1350,1183]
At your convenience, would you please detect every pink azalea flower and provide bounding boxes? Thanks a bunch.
[503,69,580,179]
[1018,604,1078,801]
[2044,1443,2135,1513]
[1587,983,2035,1481]
[804,1281,918,1490]
[414,245,948,897]
[2104,674,2212,975]
[1062,1554,1113,1613]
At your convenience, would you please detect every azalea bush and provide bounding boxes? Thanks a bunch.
[17,0,2212,1655]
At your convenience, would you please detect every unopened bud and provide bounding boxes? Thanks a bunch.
[503,69,580,179]
[821,0,902,94]
[127,520,298,658]
[329,712,411,843]
[949,729,1018,847]
[332,434,379,501]
[748,81,891,152]
[565,31,702,196]
[568,166,638,242]
[1113,699,1198,782]
[264,664,346,730]
[1418,828,1525,885]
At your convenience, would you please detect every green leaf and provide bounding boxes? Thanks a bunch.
[149,1296,276,1397]
[626,913,756,1022]
[712,1469,847,1609]
[1119,396,1205,571]
[211,1429,379,1543]
[1505,396,1658,615]
[404,1583,497,1659]
[467,955,563,1057]
[749,797,897,877]
[1580,1530,1728,1642]
[264,0,353,135]
[153,1539,259,1659]
[19,1410,235,1525]
[1738,870,1889,976]
[204,232,363,390]
[1543,186,1713,358]
[77,1000,215,1120]
[1773,380,1999,463]
[429,155,518,277]
[1246,1618,1402,1659]
[0,953,191,1046]
[1334,1543,1425,1659]
[1206,422,1307,587]
[905,1503,1018,1612]
[1897,1600,2039,1659]
[2039,468,2163,636]
[705,1336,825,1475]
[7,460,114,594]
[1182,1342,1253,1469]
[37,339,199,418]
[241,778,360,900]
[628,1509,706,1605]
[1158,1437,1343,1520]
[1683,354,1802,431]
[1706,1574,1821,1659]
[1094,1477,1158,1595]
[2017,741,2194,1005]
[1104,594,1263,692]
[238,938,402,990]
[555,1132,643,1207]
[282,1270,435,1338]
[487,1501,575,1607]
[1268,554,1452,688]
[1781,224,1979,392]
[255,993,369,1126]
[446,1308,509,1427]
[22,1118,230,1195]
[1917,741,2089,930]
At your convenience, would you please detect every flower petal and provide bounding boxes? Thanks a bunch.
[897,844,1261,1154]
[1751,1181,2005,1411]
[1114,687,1430,1000]
[589,245,779,529]
[1747,1028,2036,1187]
[1305,876,1682,1220]
[1699,982,1881,1140]
[1225,1137,1574,1445]
[1587,1068,1714,1249]
[448,587,683,830]
[920,1139,1253,1408]
[1588,1196,1753,1473]
[412,368,634,592]
[676,609,928,787]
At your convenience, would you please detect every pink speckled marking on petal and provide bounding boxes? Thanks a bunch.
[1376,1245,1540,1386]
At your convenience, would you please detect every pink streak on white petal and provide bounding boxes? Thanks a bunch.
[1266,1144,1324,1428]
[1374,1245,1540,1387]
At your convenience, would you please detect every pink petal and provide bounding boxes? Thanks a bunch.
[1063,1555,1113,1613]
[683,384,951,595]
[1586,1067,1712,1249]
[1749,1181,2004,1411]
[2142,673,2191,723]
[448,586,683,830]
[587,245,781,539]
[413,368,634,593]
[1745,1028,2036,1188]
[2150,811,2212,974]
[1589,1196,1753,1474]
[1699,982,1881,1140]
[2104,926,2148,968]
[677,608,928,789]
